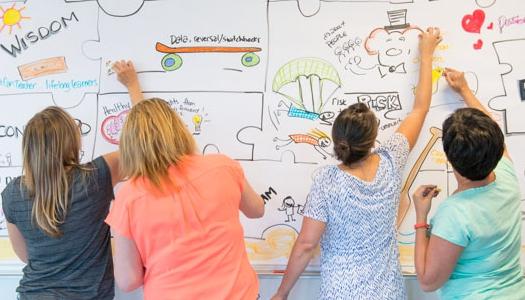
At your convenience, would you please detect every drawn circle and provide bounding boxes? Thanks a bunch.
[297,0,321,17]
[475,0,496,8]
[242,52,260,67]
[161,54,183,71]
[97,0,145,17]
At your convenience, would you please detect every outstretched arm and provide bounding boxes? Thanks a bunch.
[271,217,325,300]
[396,27,442,149]
[103,60,144,186]
[443,68,509,159]
[112,60,143,105]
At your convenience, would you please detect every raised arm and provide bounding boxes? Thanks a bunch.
[396,27,442,149]
[443,68,510,159]
[103,60,144,186]
[112,60,143,105]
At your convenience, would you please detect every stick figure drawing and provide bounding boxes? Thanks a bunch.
[274,129,333,159]
[278,196,304,222]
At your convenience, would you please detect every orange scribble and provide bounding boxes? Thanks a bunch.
[246,226,297,261]
[430,149,447,165]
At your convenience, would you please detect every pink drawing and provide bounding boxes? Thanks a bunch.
[487,22,494,30]
[473,39,483,50]
[101,110,129,145]
[462,9,485,33]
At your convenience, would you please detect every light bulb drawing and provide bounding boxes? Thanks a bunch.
[192,114,203,135]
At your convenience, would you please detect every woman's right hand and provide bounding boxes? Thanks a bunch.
[270,294,287,300]
[443,67,470,95]
[419,27,442,57]
[413,185,440,222]
[112,60,139,89]
[112,60,143,105]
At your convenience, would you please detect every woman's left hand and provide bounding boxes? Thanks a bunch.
[413,185,440,220]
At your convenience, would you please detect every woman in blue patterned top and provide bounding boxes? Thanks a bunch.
[271,27,442,300]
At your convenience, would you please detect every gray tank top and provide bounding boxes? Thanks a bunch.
[1,157,115,300]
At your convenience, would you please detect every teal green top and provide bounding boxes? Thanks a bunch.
[430,157,525,299]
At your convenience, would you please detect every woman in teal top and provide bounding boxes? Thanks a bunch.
[413,68,525,299]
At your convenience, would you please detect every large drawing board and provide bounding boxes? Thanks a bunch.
[0,0,524,273]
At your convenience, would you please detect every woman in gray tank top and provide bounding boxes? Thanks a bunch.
[0,61,141,300]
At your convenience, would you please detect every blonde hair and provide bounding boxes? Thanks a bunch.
[120,98,197,189]
[22,107,82,237]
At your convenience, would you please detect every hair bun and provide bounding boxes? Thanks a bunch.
[334,142,351,162]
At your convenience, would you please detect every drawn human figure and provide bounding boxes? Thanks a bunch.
[364,9,422,78]
[278,196,303,222]
[273,129,333,159]
[276,100,335,125]
[272,58,341,127]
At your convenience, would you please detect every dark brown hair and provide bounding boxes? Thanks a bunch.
[442,108,504,181]
[332,103,378,165]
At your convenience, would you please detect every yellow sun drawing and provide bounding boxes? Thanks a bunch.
[0,4,30,34]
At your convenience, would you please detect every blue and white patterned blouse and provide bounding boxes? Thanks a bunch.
[304,133,410,300]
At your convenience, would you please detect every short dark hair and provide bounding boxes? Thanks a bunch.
[442,108,504,181]
[332,103,378,165]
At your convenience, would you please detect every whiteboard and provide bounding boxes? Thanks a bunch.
[0,0,524,273]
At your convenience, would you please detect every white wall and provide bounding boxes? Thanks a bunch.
[0,273,438,300]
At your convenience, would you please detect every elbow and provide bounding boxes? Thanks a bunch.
[247,204,265,219]
[255,203,265,218]
[296,239,318,254]
[116,273,143,293]
[420,283,439,293]
[14,250,28,264]
[417,276,441,293]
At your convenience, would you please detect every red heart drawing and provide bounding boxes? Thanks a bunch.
[462,9,485,33]
[101,110,129,145]
[487,22,494,30]
[473,39,483,50]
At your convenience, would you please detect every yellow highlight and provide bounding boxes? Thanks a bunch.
[431,67,444,94]
[192,114,202,125]
[432,67,444,84]
[246,226,298,261]
[430,149,447,165]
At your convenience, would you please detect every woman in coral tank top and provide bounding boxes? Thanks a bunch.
[106,68,264,300]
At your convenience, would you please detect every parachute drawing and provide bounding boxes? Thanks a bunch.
[272,58,341,121]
